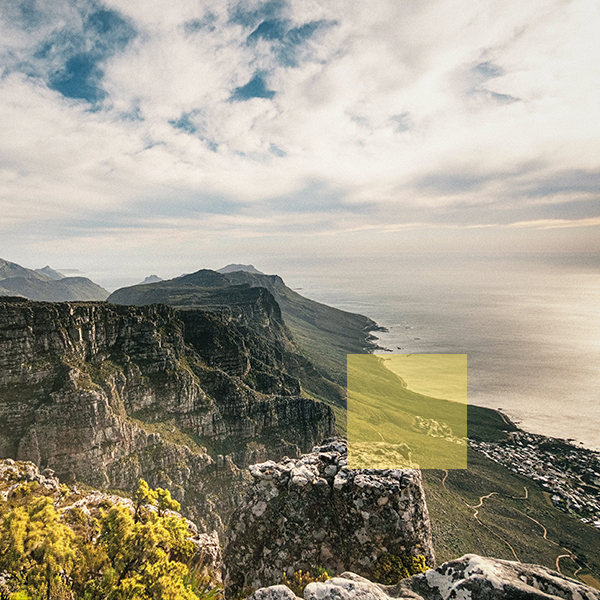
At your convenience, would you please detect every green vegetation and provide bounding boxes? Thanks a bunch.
[347,355,467,469]
[128,415,207,455]
[372,553,427,585]
[466,404,518,442]
[280,569,330,596]
[0,479,221,600]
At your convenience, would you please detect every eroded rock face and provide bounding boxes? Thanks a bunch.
[246,556,600,600]
[0,299,335,530]
[223,439,435,594]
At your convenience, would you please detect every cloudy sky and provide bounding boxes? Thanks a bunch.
[1,0,599,285]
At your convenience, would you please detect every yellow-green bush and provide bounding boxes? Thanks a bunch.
[372,553,427,585]
[0,479,219,600]
[281,569,330,596]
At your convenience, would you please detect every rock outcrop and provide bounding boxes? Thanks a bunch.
[246,555,600,600]
[0,298,335,529]
[223,439,435,594]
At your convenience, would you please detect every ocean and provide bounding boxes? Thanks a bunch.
[280,253,600,451]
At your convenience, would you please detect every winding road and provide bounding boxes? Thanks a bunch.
[440,473,595,581]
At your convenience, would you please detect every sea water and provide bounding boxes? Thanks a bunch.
[281,253,600,451]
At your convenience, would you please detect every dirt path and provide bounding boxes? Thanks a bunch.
[442,466,597,584]
[466,485,590,581]
[556,554,575,575]
[441,469,449,491]
[467,492,498,520]
[510,505,550,541]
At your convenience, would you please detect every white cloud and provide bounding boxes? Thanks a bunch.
[1,0,600,264]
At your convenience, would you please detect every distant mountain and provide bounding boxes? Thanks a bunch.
[0,258,109,301]
[217,264,264,274]
[0,276,109,302]
[108,267,381,415]
[213,270,382,387]
[0,258,47,281]
[140,275,163,284]
[35,266,66,280]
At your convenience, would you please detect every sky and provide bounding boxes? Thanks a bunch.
[1,0,600,287]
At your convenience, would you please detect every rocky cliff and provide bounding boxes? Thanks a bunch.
[0,298,335,529]
[223,439,435,594]
[108,267,382,406]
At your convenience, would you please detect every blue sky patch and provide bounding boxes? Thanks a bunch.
[5,3,136,105]
[184,13,217,34]
[473,61,503,79]
[229,0,286,29]
[247,18,335,67]
[49,54,105,103]
[391,112,411,132]
[168,111,219,150]
[169,112,198,134]
[86,9,136,50]
[231,74,275,101]
[269,144,286,157]
[248,19,287,42]
[4,0,44,30]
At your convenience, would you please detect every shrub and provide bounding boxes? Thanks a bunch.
[281,569,330,596]
[0,478,219,600]
[372,553,427,585]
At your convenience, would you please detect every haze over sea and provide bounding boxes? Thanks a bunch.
[282,253,600,452]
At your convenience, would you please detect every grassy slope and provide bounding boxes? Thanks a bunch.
[422,405,600,588]
[347,355,467,468]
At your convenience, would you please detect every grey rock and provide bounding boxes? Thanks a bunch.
[223,439,435,595]
[305,574,391,600]
[249,586,300,600]
[245,555,600,600]
[393,554,600,600]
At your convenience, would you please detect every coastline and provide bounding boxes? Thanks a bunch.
[369,321,600,453]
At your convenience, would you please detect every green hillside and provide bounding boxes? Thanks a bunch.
[422,405,600,588]
[346,354,467,469]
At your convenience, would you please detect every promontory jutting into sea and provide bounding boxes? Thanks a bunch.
[281,252,600,452]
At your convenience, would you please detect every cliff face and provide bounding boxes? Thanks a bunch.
[108,267,382,405]
[223,439,435,594]
[0,298,334,529]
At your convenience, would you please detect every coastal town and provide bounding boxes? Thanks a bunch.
[469,432,600,529]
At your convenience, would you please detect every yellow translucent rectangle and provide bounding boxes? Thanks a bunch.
[347,354,467,470]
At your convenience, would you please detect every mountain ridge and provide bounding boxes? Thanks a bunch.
[0,258,109,301]
[108,267,382,414]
